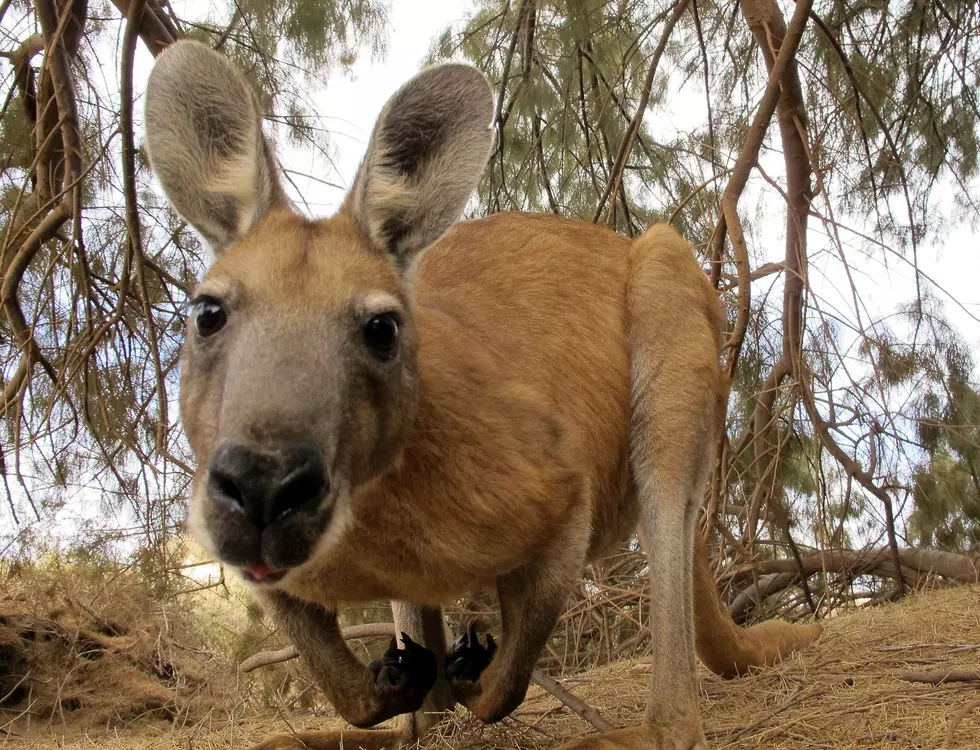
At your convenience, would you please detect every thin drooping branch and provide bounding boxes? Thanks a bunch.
[592,0,691,225]
[0,203,69,401]
[121,0,167,454]
[213,4,241,50]
[532,111,560,213]
[489,0,533,213]
[718,0,813,383]
[807,13,925,315]
[800,375,908,596]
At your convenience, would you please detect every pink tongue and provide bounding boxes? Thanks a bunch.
[245,562,274,581]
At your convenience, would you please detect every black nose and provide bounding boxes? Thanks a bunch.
[207,440,329,526]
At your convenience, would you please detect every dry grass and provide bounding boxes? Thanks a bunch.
[0,561,232,739]
[4,584,980,749]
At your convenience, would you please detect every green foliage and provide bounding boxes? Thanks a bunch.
[429,0,671,232]
[860,299,980,552]
[911,451,980,553]
[438,0,979,243]
[808,0,980,242]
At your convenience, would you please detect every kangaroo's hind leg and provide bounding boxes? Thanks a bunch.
[557,225,725,750]
[626,225,724,748]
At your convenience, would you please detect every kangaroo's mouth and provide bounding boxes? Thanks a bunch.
[203,489,334,585]
[241,561,288,584]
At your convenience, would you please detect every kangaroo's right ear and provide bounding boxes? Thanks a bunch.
[144,40,288,254]
[344,63,494,271]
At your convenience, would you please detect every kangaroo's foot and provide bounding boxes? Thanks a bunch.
[445,623,497,684]
[555,724,707,750]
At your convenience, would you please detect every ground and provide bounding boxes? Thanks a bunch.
[3,584,979,749]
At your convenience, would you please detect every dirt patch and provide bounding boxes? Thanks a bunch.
[477,583,980,750]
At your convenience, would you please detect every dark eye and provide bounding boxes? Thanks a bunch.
[194,297,227,337]
[363,312,400,361]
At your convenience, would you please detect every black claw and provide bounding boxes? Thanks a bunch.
[367,632,438,715]
[445,624,497,684]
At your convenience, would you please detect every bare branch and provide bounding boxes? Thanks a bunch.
[592,0,691,225]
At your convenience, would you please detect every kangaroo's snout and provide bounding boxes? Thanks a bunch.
[203,439,332,583]
[208,439,329,527]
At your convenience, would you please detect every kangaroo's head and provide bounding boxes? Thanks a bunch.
[144,40,493,585]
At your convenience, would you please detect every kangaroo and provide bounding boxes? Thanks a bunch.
[144,40,821,750]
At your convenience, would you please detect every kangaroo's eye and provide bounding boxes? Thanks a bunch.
[193,297,227,337]
[363,312,400,361]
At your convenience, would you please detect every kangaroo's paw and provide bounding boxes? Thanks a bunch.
[367,632,438,716]
[445,623,497,684]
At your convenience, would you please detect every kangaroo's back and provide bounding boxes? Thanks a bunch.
[416,212,634,552]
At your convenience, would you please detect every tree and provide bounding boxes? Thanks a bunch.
[0,0,386,567]
[1,0,978,625]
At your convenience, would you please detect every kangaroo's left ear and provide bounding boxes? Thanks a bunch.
[343,63,494,270]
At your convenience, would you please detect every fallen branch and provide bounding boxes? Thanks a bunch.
[900,670,980,686]
[530,669,616,732]
[745,546,978,582]
[726,546,979,620]
[944,695,980,749]
[239,622,396,673]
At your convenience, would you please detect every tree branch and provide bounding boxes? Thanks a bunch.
[109,0,176,56]
[592,0,691,226]
[726,545,979,620]
[530,669,616,732]
[238,622,398,673]
[719,0,812,381]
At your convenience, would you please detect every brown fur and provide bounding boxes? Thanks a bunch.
[144,41,821,750]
